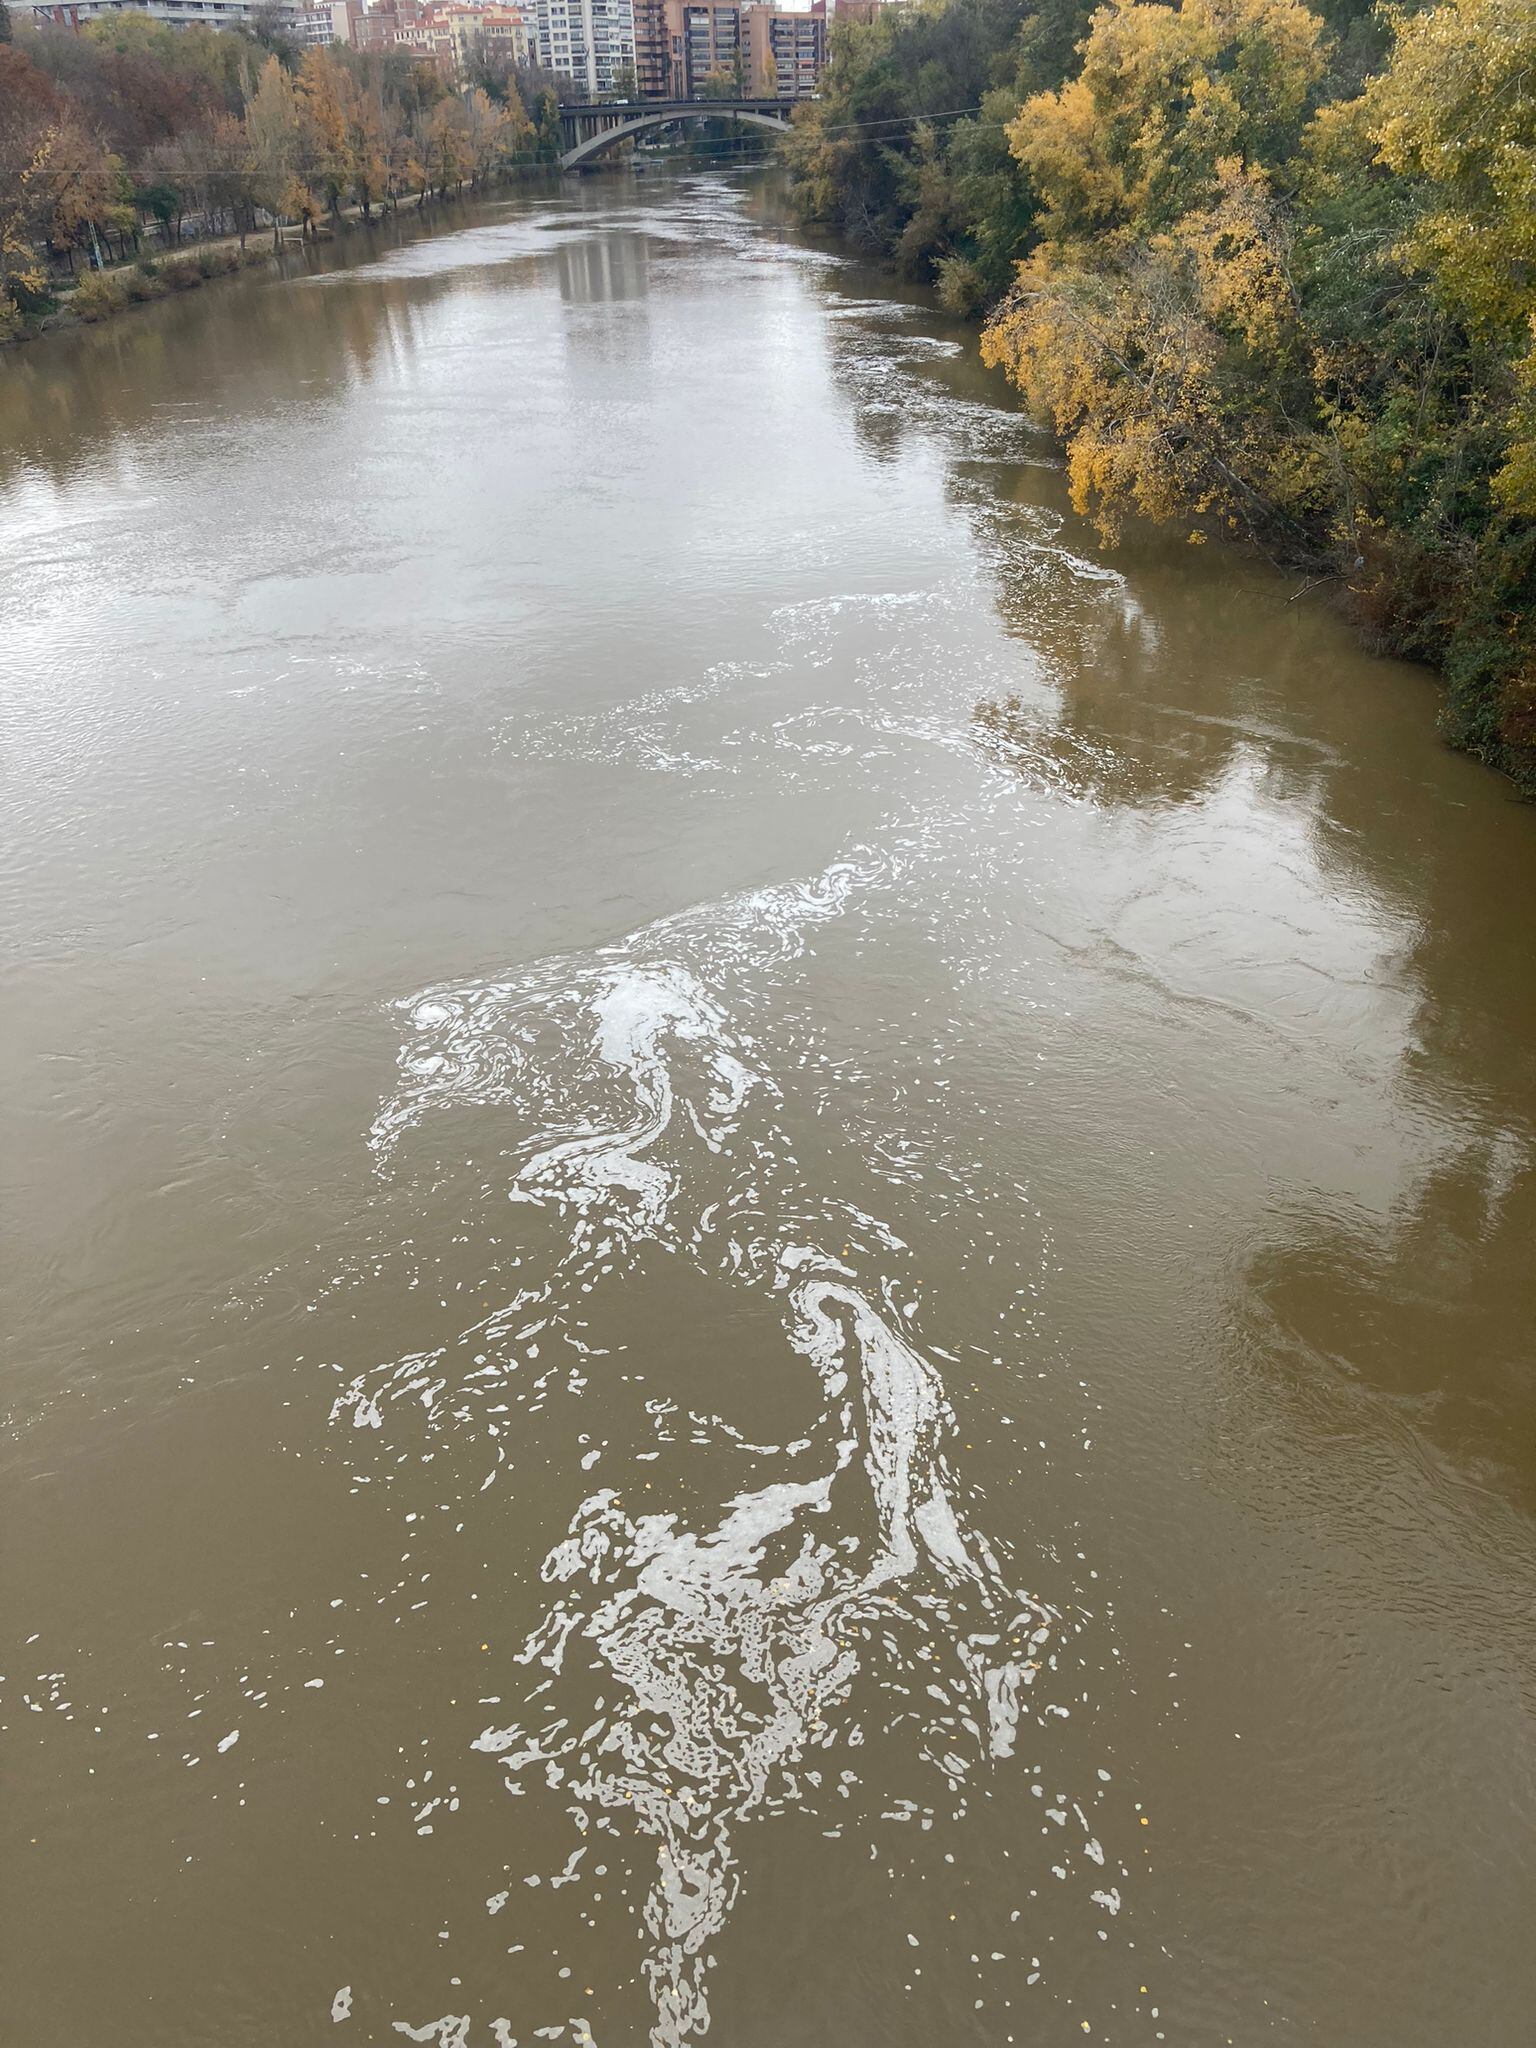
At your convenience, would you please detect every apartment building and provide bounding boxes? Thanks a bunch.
[652,0,827,100]
[632,0,666,97]
[286,1,361,47]
[747,1,825,98]
[449,2,532,70]
[15,0,365,37]
[392,1,532,75]
[12,0,271,28]
[531,0,637,98]
[353,1,405,50]
[657,0,738,95]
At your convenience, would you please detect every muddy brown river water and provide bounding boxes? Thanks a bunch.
[2,172,1533,2048]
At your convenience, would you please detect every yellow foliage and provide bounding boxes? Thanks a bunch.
[245,55,302,225]
[1363,0,1536,514]
[1008,0,1327,240]
[1365,0,1536,335]
[1,133,60,306]
[1177,158,1295,351]
[982,160,1309,542]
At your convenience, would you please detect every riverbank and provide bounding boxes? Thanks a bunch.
[52,241,276,334]
[1,21,568,353]
[788,0,1536,802]
[1,181,559,350]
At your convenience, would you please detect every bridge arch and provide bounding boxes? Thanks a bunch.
[560,106,792,171]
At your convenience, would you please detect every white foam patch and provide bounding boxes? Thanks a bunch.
[471,1260,1054,2045]
[346,846,1073,2045]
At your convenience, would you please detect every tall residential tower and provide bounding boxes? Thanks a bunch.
[533,0,638,97]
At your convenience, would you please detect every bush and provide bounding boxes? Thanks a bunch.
[161,255,204,290]
[125,259,166,304]
[72,270,131,321]
[1439,527,1536,794]
[935,254,988,318]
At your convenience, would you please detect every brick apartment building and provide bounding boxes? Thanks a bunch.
[644,0,845,101]
[351,0,533,77]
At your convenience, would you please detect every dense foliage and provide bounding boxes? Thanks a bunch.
[786,0,1086,314]
[791,0,1536,791]
[0,15,554,338]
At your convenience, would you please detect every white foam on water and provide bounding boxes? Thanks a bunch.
[345,844,1077,2045]
[471,1255,1056,2046]
[366,851,881,1181]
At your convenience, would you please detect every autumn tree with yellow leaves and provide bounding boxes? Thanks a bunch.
[244,53,307,241]
[966,0,1536,786]
[1011,0,1326,239]
[0,42,130,333]
[1362,0,1536,521]
[797,0,1536,782]
[979,0,1328,545]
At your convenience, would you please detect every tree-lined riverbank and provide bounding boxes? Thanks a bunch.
[0,9,567,344]
[789,0,1536,795]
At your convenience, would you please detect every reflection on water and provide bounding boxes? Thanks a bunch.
[555,228,652,303]
[1247,1143,1536,1503]
[2,172,1533,2048]
[966,482,1536,1515]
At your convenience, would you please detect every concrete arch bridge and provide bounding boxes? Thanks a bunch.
[558,99,793,171]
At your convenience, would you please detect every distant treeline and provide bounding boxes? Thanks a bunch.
[0,6,569,331]
[788,0,1536,793]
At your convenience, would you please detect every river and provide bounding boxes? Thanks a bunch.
[2,172,1533,2048]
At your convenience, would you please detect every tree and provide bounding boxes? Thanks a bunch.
[249,0,299,66]
[530,84,565,165]
[419,95,472,197]
[982,159,1318,545]
[1,46,69,315]
[0,42,120,320]
[244,51,302,241]
[978,0,1336,544]
[379,97,423,207]
[786,0,1041,292]
[1362,0,1536,516]
[347,78,390,218]
[30,15,227,167]
[208,111,257,244]
[47,116,132,262]
[1008,0,1327,243]
[298,47,354,220]
[138,133,197,244]
[462,85,505,185]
